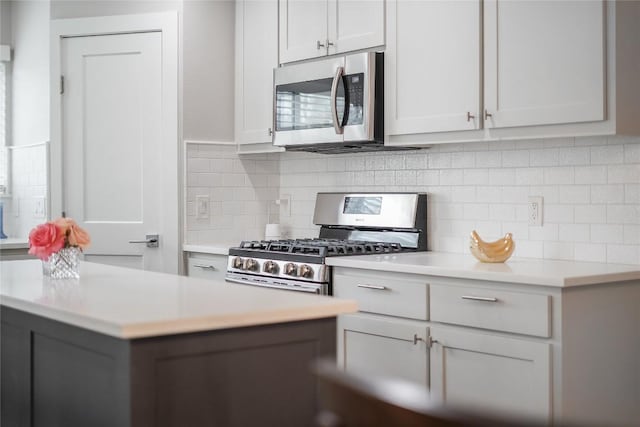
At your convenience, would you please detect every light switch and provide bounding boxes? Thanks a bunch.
[196,195,209,219]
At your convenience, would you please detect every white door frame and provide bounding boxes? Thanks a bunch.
[50,12,181,274]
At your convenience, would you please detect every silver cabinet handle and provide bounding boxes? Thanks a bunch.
[128,234,159,248]
[357,284,387,290]
[330,65,345,135]
[193,264,217,270]
[467,111,475,122]
[317,40,325,50]
[414,334,438,347]
[484,109,493,120]
[461,295,498,302]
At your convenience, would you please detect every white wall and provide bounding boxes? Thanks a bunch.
[11,0,49,148]
[183,0,234,142]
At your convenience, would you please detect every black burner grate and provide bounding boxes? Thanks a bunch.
[238,238,405,257]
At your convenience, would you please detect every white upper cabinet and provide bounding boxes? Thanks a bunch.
[386,0,640,145]
[483,0,604,128]
[235,0,282,152]
[385,0,481,135]
[279,0,385,64]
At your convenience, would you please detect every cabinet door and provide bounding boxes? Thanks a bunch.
[484,0,605,128]
[279,0,328,63]
[235,0,279,146]
[328,0,385,55]
[430,327,551,421]
[337,314,429,386]
[385,0,481,136]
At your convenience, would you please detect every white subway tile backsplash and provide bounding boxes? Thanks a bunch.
[623,225,640,245]
[606,244,639,264]
[591,145,624,165]
[559,224,590,242]
[463,169,489,185]
[186,137,639,265]
[607,205,640,224]
[575,165,607,184]
[607,165,640,184]
[440,169,464,185]
[591,224,624,244]
[476,186,502,203]
[574,243,607,263]
[374,170,395,185]
[451,152,475,169]
[557,185,590,204]
[428,153,452,169]
[625,184,640,203]
[502,150,530,167]
[530,148,559,167]
[475,151,502,168]
[544,167,574,185]
[625,143,640,163]
[543,241,574,261]
[558,147,590,166]
[574,205,607,224]
[591,184,625,204]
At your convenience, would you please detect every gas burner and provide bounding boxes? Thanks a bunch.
[238,238,405,258]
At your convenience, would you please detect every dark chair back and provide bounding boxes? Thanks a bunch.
[313,360,547,427]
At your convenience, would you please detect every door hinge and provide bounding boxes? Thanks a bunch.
[60,75,65,95]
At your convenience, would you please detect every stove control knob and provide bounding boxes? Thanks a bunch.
[284,263,298,276]
[263,261,279,274]
[244,258,259,272]
[232,257,245,269]
[299,264,314,279]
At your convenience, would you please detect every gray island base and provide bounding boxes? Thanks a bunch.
[1,305,335,427]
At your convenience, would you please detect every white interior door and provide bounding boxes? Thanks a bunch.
[61,32,172,272]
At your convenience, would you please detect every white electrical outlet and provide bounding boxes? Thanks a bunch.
[195,195,210,219]
[278,194,291,217]
[528,196,543,226]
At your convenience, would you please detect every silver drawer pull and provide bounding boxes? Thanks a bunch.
[357,284,387,291]
[461,295,498,302]
[193,264,217,270]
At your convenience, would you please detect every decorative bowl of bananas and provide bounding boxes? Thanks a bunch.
[469,230,515,263]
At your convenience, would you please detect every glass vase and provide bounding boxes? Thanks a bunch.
[44,247,81,279]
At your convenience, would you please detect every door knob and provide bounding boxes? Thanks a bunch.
[129,234,159,248]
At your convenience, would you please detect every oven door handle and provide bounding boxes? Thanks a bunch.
[330,65,345,135]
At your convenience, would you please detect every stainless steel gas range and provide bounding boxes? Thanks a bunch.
[226,192,428,295]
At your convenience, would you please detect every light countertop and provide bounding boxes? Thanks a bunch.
[0,260,357,339]
[183,244,232,255]
[326,252,640,287]
[0,238,29,250]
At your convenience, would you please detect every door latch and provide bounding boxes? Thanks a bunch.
[128,234,159,248]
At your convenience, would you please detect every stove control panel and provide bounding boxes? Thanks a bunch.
[226,257,327,284]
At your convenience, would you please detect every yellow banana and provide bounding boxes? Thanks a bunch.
[470,230,515,263]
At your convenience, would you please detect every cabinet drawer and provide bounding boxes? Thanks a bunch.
[187,254,228,282]
[333,272,428,320]
[430,284,550,337]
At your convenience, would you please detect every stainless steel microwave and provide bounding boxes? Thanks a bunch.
[273,52,383,154]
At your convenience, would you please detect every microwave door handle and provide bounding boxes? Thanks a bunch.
[330,66,345,135]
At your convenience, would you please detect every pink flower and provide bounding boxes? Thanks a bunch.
[54,217,91,250]
[28,223,66,260]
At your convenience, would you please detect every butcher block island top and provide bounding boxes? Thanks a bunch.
[326,251,640,287]
[0,259,357,338]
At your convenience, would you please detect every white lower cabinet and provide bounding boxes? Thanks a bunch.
[338,313,429,386]
[333,266,640,426]
[429,326,551,421]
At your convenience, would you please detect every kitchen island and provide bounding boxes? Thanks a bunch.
[0,260,357,427]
